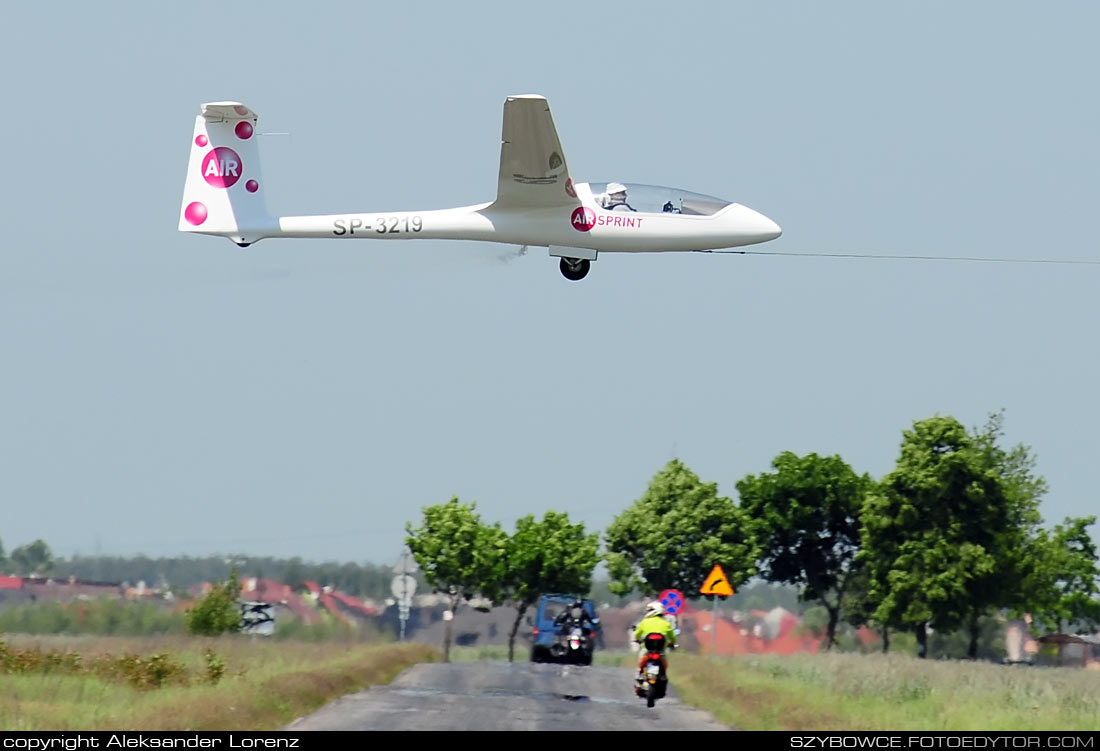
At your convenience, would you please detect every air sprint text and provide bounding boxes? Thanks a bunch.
[1,737,300,749]
[595,214,643,228]
[790,737,1092,749]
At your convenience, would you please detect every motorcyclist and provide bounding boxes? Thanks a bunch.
[554,598,597,637]
[633,600,677,690]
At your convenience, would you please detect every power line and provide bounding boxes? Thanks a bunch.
[694,249,1100,265]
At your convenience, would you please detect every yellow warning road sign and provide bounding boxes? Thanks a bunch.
[700,564,734,597]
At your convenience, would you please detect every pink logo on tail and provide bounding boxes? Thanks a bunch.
[184,202,208,225]
[571,207,595,232]
[201,147,243,188]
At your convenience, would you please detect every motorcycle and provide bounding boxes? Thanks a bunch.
[550,617,593,665]
[636,632,670,708]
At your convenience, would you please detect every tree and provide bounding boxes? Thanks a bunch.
[503,511,600,662]
[405,496,508,662]
[737,451,872,650]
[10,539,54,577]
[1019,516,1100,633]
[838,562,893,652]
[185,568,242,636]
[858,415,1018,659]
[604,459,758,598]
[283,556,307,591]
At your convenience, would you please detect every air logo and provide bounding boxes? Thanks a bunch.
[201,147,243,188]
[571,206,595,232]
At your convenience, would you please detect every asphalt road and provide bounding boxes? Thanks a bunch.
[281,661,733,731]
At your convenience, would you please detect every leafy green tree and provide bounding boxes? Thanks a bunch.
[1019,515,1100,633]
[10,539,54,577]
[587,577,642,607]
[0,537,7,572]
[837,562,895,652]
[503,511,600,662]
[604,459,758,598]
[185,568,242,636]
[736,451,872,650]
[858,415,1018,659]
[726,580,803,614]
[405,496,508,662]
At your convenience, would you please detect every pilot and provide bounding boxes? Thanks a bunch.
[598,182,635,212]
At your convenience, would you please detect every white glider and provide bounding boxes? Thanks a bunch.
[179,95,782,281]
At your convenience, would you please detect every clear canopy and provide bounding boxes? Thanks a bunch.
[579,182,732,216]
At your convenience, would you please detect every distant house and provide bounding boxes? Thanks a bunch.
[676,601,822,656]
[327,589,379,619]
[21,576,123,602]
[1036,633,1100,669]
[196,576,378,629]
[0,576,33,607]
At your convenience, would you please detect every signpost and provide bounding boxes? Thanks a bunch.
[658,588,683,615]
[699,564,734,657]
[391,548,419,641]
[239,601,275,636]
[658,588,684,634]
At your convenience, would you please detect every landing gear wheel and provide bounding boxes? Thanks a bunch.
[560,257,590,281]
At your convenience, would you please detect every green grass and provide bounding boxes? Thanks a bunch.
[0,633,437,731]
[668,651,1100,731]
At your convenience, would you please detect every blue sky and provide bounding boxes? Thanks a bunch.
[1,1,1097,567]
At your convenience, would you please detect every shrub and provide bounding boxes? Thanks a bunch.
[185,568,242,637]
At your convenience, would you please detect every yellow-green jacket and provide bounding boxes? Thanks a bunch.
[634,615,676,649]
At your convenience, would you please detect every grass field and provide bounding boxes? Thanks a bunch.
[0,633,436,731]
[667,651,1100,732]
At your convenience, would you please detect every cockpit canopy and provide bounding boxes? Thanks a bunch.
[577,182,733,216]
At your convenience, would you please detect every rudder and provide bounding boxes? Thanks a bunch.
[179,102,275,246]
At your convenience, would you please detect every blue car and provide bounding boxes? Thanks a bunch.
[529,593,603,664]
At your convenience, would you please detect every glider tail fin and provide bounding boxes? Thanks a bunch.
[178,102,276,246]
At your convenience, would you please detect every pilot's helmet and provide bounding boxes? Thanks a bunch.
[606,182,627,199]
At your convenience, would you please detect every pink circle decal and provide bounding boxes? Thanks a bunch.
[571,206,595,232]
[233,105,249,116]
[235,121,253,140]
[201,147,243,188]
[184,202,208,225]
[246,179,259,193]
[195,134,209,147]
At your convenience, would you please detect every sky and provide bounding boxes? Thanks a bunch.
[2,1,1098,570]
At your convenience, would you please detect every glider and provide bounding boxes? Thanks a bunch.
[179,96,782,281]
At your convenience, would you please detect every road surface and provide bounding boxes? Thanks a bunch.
[282,660,733,731]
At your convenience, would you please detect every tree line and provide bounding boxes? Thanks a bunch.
[5,409,1096,661]
[404,410,1100,661]
[0,544,404,603]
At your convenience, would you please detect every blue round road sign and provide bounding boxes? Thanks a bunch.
[658,589,684,615]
